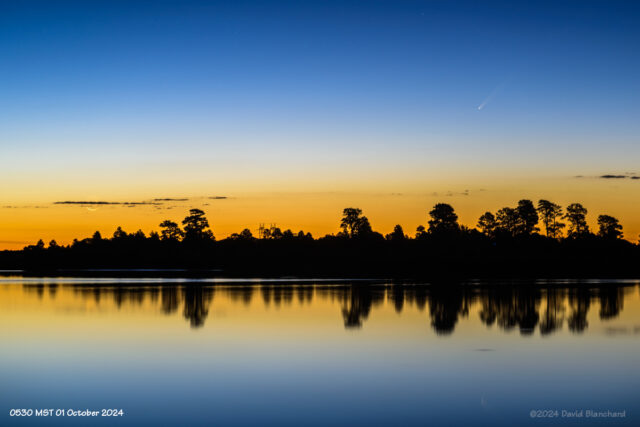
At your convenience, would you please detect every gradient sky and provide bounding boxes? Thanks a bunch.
[1,0,640,248]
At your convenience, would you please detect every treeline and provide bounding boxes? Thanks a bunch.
[2,200,639,277]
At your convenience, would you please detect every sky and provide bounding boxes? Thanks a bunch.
[1,0,640,248]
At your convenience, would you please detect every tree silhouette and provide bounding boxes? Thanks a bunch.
[159,220,184,241]
[282,229,294,239]
[537,200,565,238]
[182,209,214,241]
[133,229,146,240]
[496,207,519,236]
[296,230,310,240]
[113,226,128,240]
[269,227,283,240]
[386,224,406,241]
[428,203,459,234]
[230,228,254,240]
[564,203,589,237]
[494,200,540,237]
[477,211,497,237]
[357,217,373,235]
[340,208,372,237]
[515,199,539,235]
[597,214,623,239]
[8,202,640,277]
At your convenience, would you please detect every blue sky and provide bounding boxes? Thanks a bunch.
[1,1,640,245]
[2,1,638,155]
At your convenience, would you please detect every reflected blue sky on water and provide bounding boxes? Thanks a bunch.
[1,279,639,426]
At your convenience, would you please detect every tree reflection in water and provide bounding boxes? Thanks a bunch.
[22,281,633,333]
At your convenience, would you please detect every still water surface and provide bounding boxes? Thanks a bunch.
[1,277,639,426]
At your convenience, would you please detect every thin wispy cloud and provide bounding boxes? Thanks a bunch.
[430,189,471,197]
[575,173,638,180]
[0,240,30,245]
[600,175,627,179]
[54,201,162,206]
[54,201,119,205]
[2,205,48,209]
[51,196,231,209]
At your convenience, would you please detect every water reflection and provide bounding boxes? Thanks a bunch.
[18,281,635,334]
[341,285,384,328]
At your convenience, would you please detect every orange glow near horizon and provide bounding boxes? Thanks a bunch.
[1,173,640,249]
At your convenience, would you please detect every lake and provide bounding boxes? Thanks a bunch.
[1,276,638,426]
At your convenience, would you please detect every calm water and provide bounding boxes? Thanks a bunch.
[1,277,639,426]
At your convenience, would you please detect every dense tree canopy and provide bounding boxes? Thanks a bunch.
[537,200,565,238]
[182,209,214,241]
[7,200,638,277]
[386,225,406,241]
[597,215,623,240]
[160,220,184,241]
[428,203,459,234]
[477,212,497,237]
[340,208,373,238]
[564,203,589,237]
[515,199,539,235]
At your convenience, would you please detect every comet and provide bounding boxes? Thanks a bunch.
[477,80,509,110]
